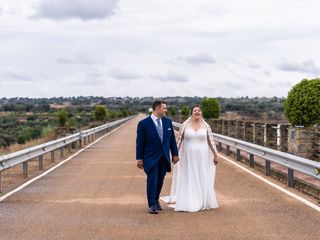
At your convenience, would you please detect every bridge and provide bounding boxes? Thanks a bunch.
[0,115,319,240]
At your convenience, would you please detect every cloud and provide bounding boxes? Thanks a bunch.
[0,69,33,83]
[57,55,103,65]
[249,64,260,69]
[33,0,119,21]
[84,72,105,84]
[174,53,216,65]
[151,73,190,83]
[109,69,142,80]
[277,59,320,74]
[264,71,271,77]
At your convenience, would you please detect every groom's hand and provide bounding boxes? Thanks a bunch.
[172,156,179,164]
[137,160,144,169]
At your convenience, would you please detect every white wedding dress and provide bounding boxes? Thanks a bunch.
[161,124,218,212]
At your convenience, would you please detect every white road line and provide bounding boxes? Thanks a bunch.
[0,123,128,203]
[219,154,320,212]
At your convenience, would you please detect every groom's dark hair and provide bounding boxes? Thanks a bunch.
[152,100,166,110]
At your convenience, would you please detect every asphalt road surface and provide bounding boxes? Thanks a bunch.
[0,116,319,240]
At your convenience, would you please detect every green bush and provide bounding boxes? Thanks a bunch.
[168,107,177,117]
[57,110,68,127]
[16,127,42,144]
[93,105,108,122]
[201,98,221,119]
[181,106,190,117]
[42,125,55,138]
[17,135,28,144]
[109,111,117,120]
[0,134,16,148]
[284,78,320,126]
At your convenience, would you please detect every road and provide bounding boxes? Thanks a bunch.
[0,116,319,240]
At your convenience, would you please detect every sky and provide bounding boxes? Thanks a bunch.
[0,0,320,98]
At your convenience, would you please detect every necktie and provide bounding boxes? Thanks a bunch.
[156,118,163,142]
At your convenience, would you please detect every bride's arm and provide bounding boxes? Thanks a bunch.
[207,130,218,164]
[177,124,185,150]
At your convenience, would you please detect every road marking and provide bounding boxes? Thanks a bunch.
[0,122,128,203]
[219,154,320,212]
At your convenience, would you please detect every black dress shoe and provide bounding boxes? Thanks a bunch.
[156,202,162,211]
[148,205,158,214]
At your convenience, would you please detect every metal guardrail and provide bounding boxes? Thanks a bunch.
[173,122,320,187]
[0,116,134,191]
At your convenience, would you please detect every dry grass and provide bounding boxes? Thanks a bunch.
[0,136,54,156]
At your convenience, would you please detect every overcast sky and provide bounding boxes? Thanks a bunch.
[0,0,319,98]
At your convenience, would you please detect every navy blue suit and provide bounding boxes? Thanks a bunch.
[136,116,178,207]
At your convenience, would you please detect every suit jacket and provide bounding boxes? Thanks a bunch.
[136,116,178,173]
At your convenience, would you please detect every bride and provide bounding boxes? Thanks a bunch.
[161,105,219,212]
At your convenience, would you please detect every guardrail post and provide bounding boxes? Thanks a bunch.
[51,150,55,163]
[226,145,231,155]
[68,144,72,153]
[249,154,255,168]
[218,142,222,152]
[263,125,267,147]
[265,160,271,176]
[252,124,256,144]
[235,121,239,138]
[79,139,82,148]
[60,146,64,158]
[84,137,87,145]
[236,149,241,161]
[0,171,2,193]
[23,161,28,178]
[39,155,44,170]
[288,169,294,187]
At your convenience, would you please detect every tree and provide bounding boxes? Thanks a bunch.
[109,110,117,120]
[93,105,108,122]
[57,110,68,127]
[168,107,177,117]
[2,104,14,113]
[284,78,320,126]
[201,98,221,119]
[121,109,129,117]
[181,106,190,117]
[0,134,15,148]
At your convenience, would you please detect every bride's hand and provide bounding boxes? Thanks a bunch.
[213,155,218,165]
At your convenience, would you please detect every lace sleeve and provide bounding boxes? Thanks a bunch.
[207,127,217,155]
[177,118,191,150]
[177,124,185,150]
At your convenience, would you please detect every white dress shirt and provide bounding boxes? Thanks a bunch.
[151,114,163,128]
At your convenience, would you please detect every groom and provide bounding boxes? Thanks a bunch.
[136,100,179,214]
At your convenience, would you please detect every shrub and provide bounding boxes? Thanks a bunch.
[181,106,190,117]
[284,78,320,126]
[200,98,221,119]
[93,105,108,122]
[168,107,177,117]
[57,110,68,127]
